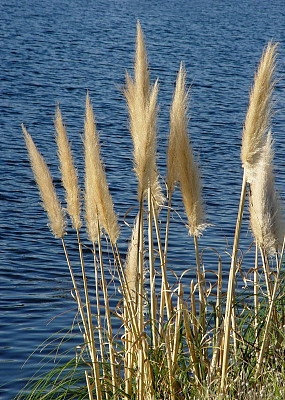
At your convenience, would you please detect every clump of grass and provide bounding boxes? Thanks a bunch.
[20,24,284,400]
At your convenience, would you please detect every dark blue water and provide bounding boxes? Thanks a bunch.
[1,0,285,398]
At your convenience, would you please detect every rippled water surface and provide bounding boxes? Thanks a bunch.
[1,0,285,397]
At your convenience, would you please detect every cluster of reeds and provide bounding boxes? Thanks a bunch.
[21,22,284,399]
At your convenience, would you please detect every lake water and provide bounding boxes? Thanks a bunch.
[1,0,285,398]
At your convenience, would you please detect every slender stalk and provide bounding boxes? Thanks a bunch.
[165,324,175,400]
[158,191,172,339]
[190,280,198,342]
[164,190,172,262]
[97,223,117,397]
[254,243,259,348]
[148,188,157,346]
[85,371,94,400]
[112,244,138,399]
[220,170,247,394]
[61,237,102,400]
[255,236,285,379]
[260,246,273,302]
[183,299,200,382]
[172,282,183,364]
[61,237,90,343]
[124,323,132,399]
[231,305,238,360]
[152,197,173,320]
[137,198,145,400]
[208,321,224,386]
[208,255,223,385]
[92,242,108,400]
[216,256,222,333]
[76,231,99,385]
[138,198,144,333]
[194,235,206,333]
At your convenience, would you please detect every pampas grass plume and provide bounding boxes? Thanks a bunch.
[167,63,206,236]
[54,106,82,231]
[84,92,119,244]
[241,42,278,182]
[125,21,162,204]
[22,124,66,238]
[249,132,284,254]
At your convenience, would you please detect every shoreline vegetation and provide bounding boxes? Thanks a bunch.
[18,22,284,399]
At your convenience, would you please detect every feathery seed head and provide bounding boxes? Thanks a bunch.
[249,132,284,254]
[135,20,150,102]
[54,106,82,230]
[22,124,66,238]
[167,64,206,236]
[125,22,162,203]
[167,63,189,193]
[241,41,278,182]
[84,92,119,244]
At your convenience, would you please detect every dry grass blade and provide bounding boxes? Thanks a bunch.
[22,124,66,238]
[54,106,82,230]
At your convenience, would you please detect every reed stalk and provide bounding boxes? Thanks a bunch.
[152,197,173,321]
[61,236,102,399]
[254,243,260,348]
[92,242,107,398]
[194,234,206,334]
[96,220,117,397]
[220,170,247,394]
[147,188,158,346]
[85,371,94,400]
[172,282,183,365]
[190,280,198,342]
[165,323,175,400]
[137,200,145,400]
[260,247,274,302]
[255,235,285,379]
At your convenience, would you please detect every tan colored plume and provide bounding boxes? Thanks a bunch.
[125,21,163,205]
[54,106,82,230]
[249,132,284,254]
[167,63,206,236]
[84,92,119,244]
[22,124,66,238]
[241,42,278,182]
